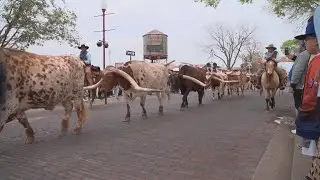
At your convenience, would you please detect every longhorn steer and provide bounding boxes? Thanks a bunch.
[169,65,212,110]
[224,71,247,97]
[247,74,258,91]
[207,72,228,100]
[0,48,88,144]
[84,60,172,123]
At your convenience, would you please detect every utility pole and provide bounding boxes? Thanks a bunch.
[108,49,111,65]
[94,0,115,104]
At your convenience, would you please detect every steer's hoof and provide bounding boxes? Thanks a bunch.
[61,127,68,135]
[25,136,35,144]
[59,131,67,138]
[158,106,164,116]
[123,117,131,123]
[74,127,82,135]
[141,114,148,120]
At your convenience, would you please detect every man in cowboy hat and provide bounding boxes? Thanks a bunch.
[78,44,93,85]
[255,44,285,90]
[78,44,91,65]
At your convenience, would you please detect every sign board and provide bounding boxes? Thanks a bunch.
[126,50,135,56]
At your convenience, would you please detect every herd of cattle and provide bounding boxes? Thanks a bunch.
[0,48,278,144]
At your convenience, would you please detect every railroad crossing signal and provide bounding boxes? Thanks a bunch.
[126,50,135,61]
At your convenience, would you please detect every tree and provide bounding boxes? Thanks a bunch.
[280,39,302,54]
[0,0,79,50]
[195,0,317,22]
[205,24,255,69]
[240,40,263,73]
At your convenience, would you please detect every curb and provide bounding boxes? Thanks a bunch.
[251,124,294,180]
[290,135,313,180]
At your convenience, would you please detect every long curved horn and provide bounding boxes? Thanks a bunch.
[209,72,239,83]
[210,76,239,83]
[165,60,175,67]
[110,68,163,92]
[181,75,210,87]
[83,78,104,90]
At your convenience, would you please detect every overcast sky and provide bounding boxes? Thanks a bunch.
[29,0,301,68]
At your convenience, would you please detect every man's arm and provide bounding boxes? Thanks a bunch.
[290,50,310,88]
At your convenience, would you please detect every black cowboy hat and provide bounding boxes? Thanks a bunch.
[294,16,315,40]
[265,44,277,50]
[78,44,89,49]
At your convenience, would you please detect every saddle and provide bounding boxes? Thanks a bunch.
[91,65,101,72]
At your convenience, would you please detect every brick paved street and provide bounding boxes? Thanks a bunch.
[0,91,294,180]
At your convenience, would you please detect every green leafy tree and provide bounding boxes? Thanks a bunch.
[195,0,318,21]
[0,0,79,50]
[280,39,299,54]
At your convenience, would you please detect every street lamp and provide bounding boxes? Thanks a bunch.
[101,0,107,10]
[94,0,115,69]
[94,0,115,104]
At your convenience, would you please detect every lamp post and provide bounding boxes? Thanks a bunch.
[102,1,106,69]
[94,0,115,104]
[94,0,115,69]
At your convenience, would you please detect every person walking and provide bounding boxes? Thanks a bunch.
[113,85,121,100]
[290,50,311,115]
[293,15,320,180]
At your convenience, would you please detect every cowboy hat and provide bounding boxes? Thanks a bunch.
[265,44,277,50]
[294,16,316,40]
[78,44,89,49]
